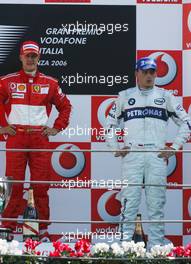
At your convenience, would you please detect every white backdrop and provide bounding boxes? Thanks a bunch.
[0,0,191,247]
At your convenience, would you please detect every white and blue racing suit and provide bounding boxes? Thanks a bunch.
[105,86,191,248]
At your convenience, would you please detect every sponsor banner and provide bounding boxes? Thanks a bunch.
[183,96,191,114]
[183,4,191,50]
[0,4,136,95]
[183,143,191,187]
[49,142,91,187]
[91,96,117,142]
[45,0,90,2]
[137,50,182,96]
[137,0,182,3]
[0,0,43,3]
[165,236,182,247]
[48,189,91,236]
[0,0,135,4]
[183,50,191,97]
[91,142,122,183]
[91,189,183,241]
[166,148,183,189]
[183,190,191,235]
[91,96,125,143]
[91,189,121,234]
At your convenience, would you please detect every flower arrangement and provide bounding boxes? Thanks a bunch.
[0,238,191,263]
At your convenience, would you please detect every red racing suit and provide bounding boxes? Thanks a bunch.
[0,70,71,230]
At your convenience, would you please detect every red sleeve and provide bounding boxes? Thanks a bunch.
[0,79,9,127]
[51,83,72,130]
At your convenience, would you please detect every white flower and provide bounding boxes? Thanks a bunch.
[0,239,8,247]
[0,239,22,256]
[146,252,154,259]
[92,243,110,254]
[136,242,145,248]
[132,242,146,257]
[8,240,21,255]
[111,242,120,250]
[111,243,124,257]
[121,241,146,258]
[150,245,162,257]
[9,240,19,248]
[150,244,173,257]
[121,241,136,253]
[0,246,8,255]
[0,239,8,255]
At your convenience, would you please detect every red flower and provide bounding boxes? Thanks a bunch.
[173,246,185,257]
[183,249,191,257]
[49,250,61,257]
[70,251,77,257]
[60,244,72,253]
[34,251,41,256]
[75,240,83,252]
[77,251,84,257]
[53,241,73,255]
[24,238,41,252]
[167,252,174,258]
[75,239,91,253]
[185,243,191,255]
[53,241,62,251]
[83,241,91,253]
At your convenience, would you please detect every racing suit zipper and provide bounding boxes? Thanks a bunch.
[143,94,147,184]
[28,78,33,126]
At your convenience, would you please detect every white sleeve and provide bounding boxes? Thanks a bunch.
[166,92,191,150]
[105,97,122,150]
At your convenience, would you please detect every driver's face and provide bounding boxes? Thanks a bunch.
[136,69,157,88]
[20,53,40,72]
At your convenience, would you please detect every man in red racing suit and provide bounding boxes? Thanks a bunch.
[0,41,71,239]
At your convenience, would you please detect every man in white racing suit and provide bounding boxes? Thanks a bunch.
[105,57,191,249]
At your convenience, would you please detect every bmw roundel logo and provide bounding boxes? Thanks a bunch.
[128,98,135,105]
[111,103,116,112]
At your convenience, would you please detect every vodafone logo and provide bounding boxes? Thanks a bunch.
[167,155,177,177]
[188,11,191,33]
[188,196,191,218]
[97,190,121,221]
[188,104,191,115]
[183,5,191,50]
[97,98,115,127]
[148,52,177,86]
[51,144,85,178]
[138,50,181,95]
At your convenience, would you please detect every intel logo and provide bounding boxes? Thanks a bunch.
[154,98,165,105]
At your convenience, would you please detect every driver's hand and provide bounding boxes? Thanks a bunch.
[115,146,131,158]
